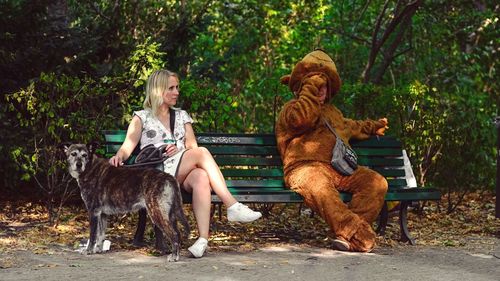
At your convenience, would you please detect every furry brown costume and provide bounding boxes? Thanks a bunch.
[276,50,388,252]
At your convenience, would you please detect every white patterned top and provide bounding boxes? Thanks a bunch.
[134,109,194,150]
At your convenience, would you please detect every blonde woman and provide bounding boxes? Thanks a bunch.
[109,69,262,258]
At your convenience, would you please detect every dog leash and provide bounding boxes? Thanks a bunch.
[123,144,169,168]
[124,109,176,168]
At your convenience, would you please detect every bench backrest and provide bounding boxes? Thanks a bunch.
[103,130,409,202]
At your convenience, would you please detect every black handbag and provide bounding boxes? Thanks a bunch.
[124,109,176,168]
[324,119,358,176]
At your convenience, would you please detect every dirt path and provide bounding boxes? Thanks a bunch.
[1,240,499,281]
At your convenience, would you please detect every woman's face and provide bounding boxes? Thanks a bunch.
[318,85,327,104]
[162,76,179,106]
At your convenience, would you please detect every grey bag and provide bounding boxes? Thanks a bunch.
[324,119,358,176]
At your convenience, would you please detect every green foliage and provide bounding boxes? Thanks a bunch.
[119,37,169,121]
[7,73,123,145]
[4,72,124,221]
[179,78,239,132]
[1,0,498,206]
[331,79,496,194]
[128,37,166,88]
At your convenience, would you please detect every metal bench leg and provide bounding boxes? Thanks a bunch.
[399,201,416,245]
[209,203,220,220]
[218,203,223,220]
[376,202,388,235]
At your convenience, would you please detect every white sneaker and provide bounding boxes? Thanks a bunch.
[227,202,262,223]
[188,237,208,258]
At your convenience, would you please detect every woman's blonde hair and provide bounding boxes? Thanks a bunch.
[143,69,179,116]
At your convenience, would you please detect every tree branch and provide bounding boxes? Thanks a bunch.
[372,14,413,83]
[362,0,390,83]
[362,0,422,84]
[352,0,373,32]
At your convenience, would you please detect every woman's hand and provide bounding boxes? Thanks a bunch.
[109,155,123,167]
[375,118,389,136]
[164,144,179,158]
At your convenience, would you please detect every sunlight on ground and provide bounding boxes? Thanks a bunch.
[54,224,80,234]
[1,192,498,257]
[468,253,495,259]
[115,253,165,265]
[0,237,17,247]
[259,245,302,252]
[259,244,374,258]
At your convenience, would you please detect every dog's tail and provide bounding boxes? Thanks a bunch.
[173,187,190,237]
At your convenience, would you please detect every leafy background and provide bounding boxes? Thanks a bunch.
[0,0,498,224]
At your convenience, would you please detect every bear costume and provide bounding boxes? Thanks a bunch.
[275,50,388,252]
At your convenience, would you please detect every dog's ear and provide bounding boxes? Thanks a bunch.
[86,141,100,155]
[58,142,72,154]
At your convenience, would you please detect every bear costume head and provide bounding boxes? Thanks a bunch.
[280,49,342,103]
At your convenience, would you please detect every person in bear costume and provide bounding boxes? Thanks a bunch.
[275,49,389,252]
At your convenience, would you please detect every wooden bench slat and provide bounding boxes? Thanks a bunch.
[105,144,122,155]
[358,158,404,166]
[215,157,403,167]
[197,134,277,145]
[384,188,441,201]
[354,148,402,156]
[223,185,415,192]
[221,168,284,178]
[103,130,126,140]
[218,190,353,203]
[214,157,283,166]
[226,180,285,188]
[372,168,406,177]
[205,145,279,155]
[209,193,306,203]
[222,172,407,189]
[225,179,410,191]
[387,178,408,187]
[351,136,402,147]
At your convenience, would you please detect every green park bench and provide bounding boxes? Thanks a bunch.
[102,130,441,245]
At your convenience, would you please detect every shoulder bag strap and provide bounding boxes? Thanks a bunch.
[323,118,340,138]
[169,108,175,135]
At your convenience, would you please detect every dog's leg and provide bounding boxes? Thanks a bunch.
[94,213,108,253]
[170,215,182,259]
[171,188,189,255]
[85,213,99,254]
[153,225,169,254]
[133,208,148,247]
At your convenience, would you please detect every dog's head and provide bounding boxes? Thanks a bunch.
[60,142,99,179]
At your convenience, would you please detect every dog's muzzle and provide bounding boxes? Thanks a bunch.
[72,159,86,175]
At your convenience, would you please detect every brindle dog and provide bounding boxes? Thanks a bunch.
[62,143,189,262]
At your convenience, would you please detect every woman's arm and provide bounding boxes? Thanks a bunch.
[109,116,142,166]
[184,122,198,149]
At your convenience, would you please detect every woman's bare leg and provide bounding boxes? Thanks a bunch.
[181,168,211,239]
[177,147,237,207]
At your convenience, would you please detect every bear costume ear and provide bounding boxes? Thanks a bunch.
[280,75,291,85]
